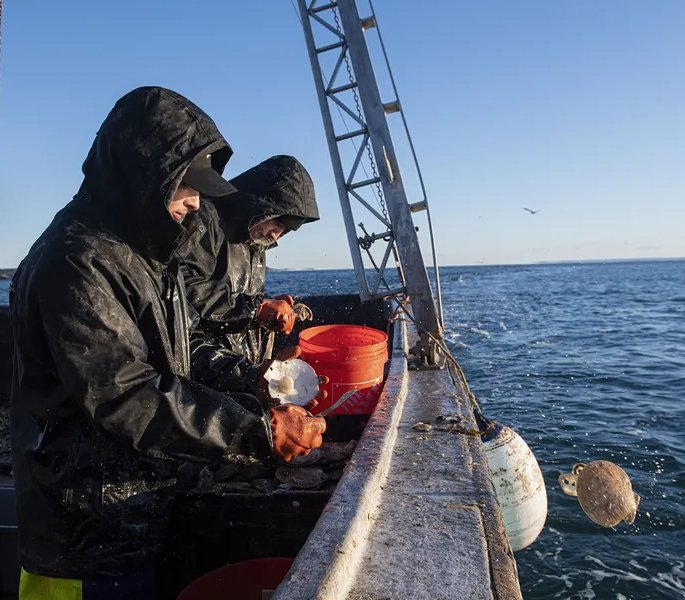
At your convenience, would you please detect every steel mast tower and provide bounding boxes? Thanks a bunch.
[297,0,444,365]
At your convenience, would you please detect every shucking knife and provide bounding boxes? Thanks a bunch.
[317,388,358,417]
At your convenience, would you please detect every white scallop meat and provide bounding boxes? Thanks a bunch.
[263,358,319,406]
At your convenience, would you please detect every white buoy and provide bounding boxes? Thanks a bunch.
[481,421,547,551]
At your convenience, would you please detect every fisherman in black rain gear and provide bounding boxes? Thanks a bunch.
[9,88,326,598]
[184,155,320,397]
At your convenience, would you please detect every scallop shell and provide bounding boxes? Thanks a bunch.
[263,358,319,406]
[275,466,326,489]
[558,460,639,527]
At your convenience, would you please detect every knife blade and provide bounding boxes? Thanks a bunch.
[317,388,358,417]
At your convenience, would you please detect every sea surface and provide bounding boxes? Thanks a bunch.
[266,260,685,600]
[1,260,683,599]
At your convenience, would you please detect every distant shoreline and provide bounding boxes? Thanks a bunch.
[1,256,683,277]
[266,257,685,272]
[533,256,685,266]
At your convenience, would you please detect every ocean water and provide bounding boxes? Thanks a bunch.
[266,260,685,600]
[2,260,683,598]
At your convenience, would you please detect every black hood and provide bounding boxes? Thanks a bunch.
[212,155,319,244]
[76,86,233,262]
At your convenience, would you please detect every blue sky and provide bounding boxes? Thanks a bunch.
[1,1,684,269]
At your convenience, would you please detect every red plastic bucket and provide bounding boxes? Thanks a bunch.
[299,324,388,415]
[176,557,293,600]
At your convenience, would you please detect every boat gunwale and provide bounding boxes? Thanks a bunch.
[272,316,409,600]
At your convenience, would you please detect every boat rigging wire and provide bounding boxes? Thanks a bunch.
[367,0,444,328]
[289,0,303,25]
[391,299,484,420]
[0,0,4,73]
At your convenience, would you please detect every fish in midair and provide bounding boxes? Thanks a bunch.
[559,460,639,527]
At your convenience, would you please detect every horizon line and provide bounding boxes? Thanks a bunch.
[265,255,685,272]
[1,255,683,274]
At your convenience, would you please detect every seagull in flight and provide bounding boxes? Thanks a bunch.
[523,207,541,215]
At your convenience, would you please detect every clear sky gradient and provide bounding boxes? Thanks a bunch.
[1,1,684,269]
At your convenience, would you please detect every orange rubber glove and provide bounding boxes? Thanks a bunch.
[256,298,296,334]
[269,404,327,462]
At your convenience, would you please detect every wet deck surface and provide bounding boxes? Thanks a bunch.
[273,320,521,600]
[0,301,521,598]
[348,367,496,600]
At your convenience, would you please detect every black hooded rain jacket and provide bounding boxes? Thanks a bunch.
[10,87,272,578]
[183,156,319,393]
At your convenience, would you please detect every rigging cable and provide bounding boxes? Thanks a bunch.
[391,298,483,417]
[289,0,302,25]
[293,2,397,298]
[0,0,3,74]
[367,0,444,328]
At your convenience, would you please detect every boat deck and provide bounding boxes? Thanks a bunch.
[273,318,521,600]
[0,299,522,599]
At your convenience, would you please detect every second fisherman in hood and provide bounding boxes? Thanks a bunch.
[184,155,320,398]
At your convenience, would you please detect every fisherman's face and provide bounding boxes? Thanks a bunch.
[168,184,200,223]
[249,218,286,246]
